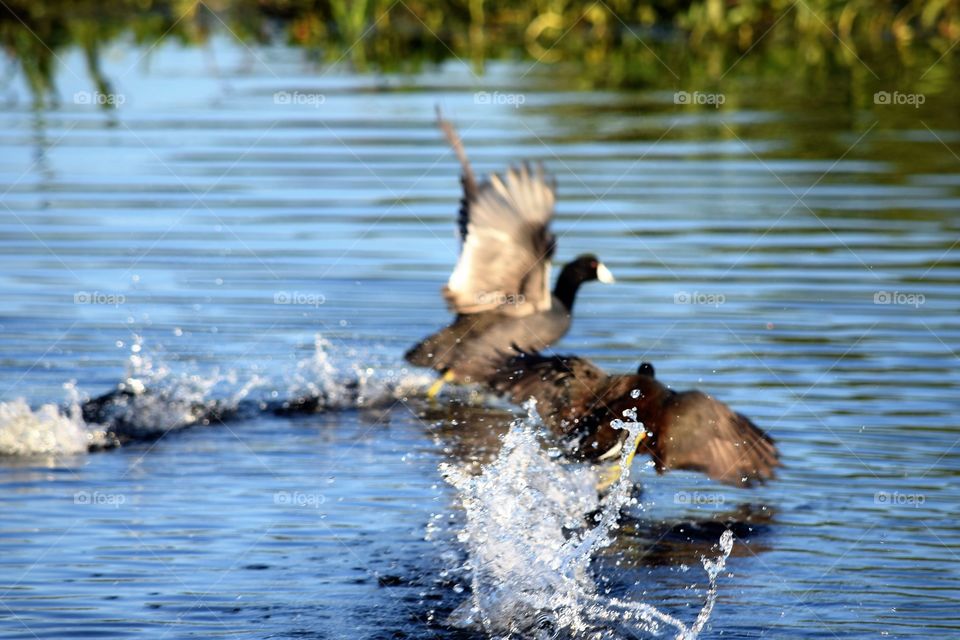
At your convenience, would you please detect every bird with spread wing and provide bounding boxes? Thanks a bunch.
[405,113,614,397]
[488,351,780,489]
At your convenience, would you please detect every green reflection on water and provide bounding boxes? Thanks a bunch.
[2,0,960,106]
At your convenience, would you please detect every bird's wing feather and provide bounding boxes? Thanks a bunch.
[654,391,780,486]
[488,351,606,432]
[444,163,556,315]
[436,113,557,317]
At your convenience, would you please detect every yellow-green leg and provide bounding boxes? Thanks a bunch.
[596,440,641,492]
[427,371,456,400]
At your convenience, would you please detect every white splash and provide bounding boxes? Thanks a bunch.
[440,401,735,639]
[286,334,434,409]
[88,336,258,437]
[287,335,347,407]
[0,338,263,456]
[0,399,88,456]
[0,382,109,456]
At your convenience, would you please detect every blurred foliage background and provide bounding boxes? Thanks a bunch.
[2,0,959,104]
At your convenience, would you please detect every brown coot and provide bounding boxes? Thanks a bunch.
[405,114,614,396]
[488,351,780,488]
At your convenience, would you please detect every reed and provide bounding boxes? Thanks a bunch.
[2,0,958,105]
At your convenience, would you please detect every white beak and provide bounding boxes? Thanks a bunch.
[596,262,615,284]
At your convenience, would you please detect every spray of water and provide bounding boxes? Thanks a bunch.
[0,398,90,456]
[284,334,433,410]
[83,336,265,438]
[440,401,735,639]
[0,333,434,456]
[0,379,117,455]
[0,338,263,456]
[286,335,349,407]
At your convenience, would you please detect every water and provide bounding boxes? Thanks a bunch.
[440,403,733,639]
[2,34,960,638]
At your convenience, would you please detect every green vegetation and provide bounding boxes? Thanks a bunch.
[2,0,959,104]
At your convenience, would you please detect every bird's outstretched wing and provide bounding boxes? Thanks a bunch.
[437,113,556,316]
[492,351,781,487]
[651,390,780,486]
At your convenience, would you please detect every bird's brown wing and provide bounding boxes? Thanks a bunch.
[489,354,780,487]
[488,351,607,433]
[653,390,779,486]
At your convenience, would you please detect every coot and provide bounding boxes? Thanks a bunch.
[406,114,613,396]
[489,351,780,488]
